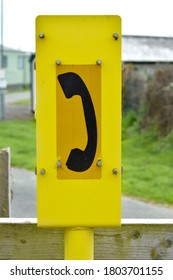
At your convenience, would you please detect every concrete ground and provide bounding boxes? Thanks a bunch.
[4,91,33,120]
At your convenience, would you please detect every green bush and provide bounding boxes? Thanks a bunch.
[141,69,173,136]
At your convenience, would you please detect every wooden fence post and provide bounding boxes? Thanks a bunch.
[0,148,11,217]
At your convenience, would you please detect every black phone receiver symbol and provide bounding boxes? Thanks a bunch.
[58,72,97,172]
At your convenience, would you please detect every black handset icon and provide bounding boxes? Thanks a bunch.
[58,72,97,172]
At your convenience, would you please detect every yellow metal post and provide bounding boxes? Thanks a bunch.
[64,228,94,260]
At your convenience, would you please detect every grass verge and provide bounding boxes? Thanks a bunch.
[1,113,173,205]
[122,111,173,205]
[0,119,36,170]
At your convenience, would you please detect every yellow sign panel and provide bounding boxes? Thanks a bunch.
[36,15,121,227]
[56,65,101,179]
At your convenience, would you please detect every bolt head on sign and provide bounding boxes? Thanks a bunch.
[36,15,121,227]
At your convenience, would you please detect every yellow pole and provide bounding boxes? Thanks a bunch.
[64,227,94,260]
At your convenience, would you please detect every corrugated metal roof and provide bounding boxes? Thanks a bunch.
[122,35,173,62]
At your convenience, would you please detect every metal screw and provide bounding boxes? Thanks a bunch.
[96,59,102,65]
[40,168,46,175]
[113,32,119,40]
[112,168,118,175]
[56,60,61,65]
[56,160,62,167]
[39,32,45,39]
[96,159,102,167]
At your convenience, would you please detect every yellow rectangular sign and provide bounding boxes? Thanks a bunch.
[36,15,121,227]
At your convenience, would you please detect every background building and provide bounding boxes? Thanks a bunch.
[0,45,31,89]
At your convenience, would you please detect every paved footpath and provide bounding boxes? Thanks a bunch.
[4,91,33,120]
[4,91,30,104]
[10,167,173,219]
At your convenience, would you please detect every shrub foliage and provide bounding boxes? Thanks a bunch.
[142,69,173,136]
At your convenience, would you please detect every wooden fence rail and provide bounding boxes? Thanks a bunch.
[0,218,173,260]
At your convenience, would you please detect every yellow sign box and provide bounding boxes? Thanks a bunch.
[36,15,121,227]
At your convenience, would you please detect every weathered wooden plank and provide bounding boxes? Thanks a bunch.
[95,224,173,260]
[0,219,64,260]
[0,148,11,217]
[0,219,173,260]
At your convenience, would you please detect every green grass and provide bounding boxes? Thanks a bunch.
[122,112,173,205]
[1,113,173,205]
[0,119,36,170]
